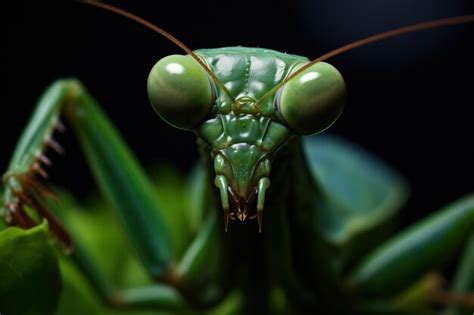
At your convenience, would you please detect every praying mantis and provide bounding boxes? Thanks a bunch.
[2,1,474,314]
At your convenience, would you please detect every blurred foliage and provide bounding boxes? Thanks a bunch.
[0,221,61,315]
[51,165,241,315]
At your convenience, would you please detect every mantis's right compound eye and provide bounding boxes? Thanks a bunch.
[276,62,346,135]
[147,54,215,130]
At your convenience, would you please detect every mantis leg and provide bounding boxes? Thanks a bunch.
[2,79,228,310]
[348,195,474,307]
[59,207,222,310]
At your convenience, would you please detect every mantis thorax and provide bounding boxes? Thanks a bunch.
[194,47,307,227]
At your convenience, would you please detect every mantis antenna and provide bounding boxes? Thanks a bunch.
[80,0,237,105]
[257,15,474,106]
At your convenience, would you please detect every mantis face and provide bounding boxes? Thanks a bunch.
[147,47,345,231]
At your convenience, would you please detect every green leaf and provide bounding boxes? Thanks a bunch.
[0,221,61,315]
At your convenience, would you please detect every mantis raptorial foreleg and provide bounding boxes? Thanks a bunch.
[2,79,227,310]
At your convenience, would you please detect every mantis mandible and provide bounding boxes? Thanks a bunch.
[1,1,473,314]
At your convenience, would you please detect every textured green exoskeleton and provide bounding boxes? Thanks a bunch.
[148,48,345,231]
[2,4,474,315]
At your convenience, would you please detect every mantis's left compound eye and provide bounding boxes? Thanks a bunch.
[276,62,345,135]
[147,54,215,130]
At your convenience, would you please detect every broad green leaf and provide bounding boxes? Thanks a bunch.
[0,221,61,315]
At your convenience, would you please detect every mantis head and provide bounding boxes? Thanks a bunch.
[146,53,345,231]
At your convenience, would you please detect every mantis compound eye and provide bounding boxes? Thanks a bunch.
[147,54,215,130]
[276,62,346,135]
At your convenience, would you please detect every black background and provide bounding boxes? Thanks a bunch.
[5,0,474,226]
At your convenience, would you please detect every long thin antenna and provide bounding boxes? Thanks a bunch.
[80,0,236,104]
[257,15,474,105]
